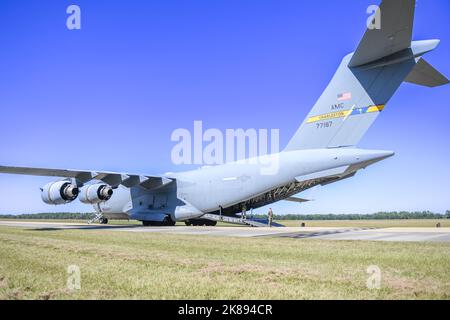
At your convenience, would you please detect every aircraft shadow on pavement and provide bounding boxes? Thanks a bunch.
[29,225,145,232]
[271,228,376,239]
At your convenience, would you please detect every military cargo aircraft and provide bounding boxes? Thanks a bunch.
[1,0,448,226]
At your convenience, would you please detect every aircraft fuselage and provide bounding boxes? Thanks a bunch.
[97,148,394,222]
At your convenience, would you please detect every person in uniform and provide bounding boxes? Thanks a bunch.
[268,208,274,227]
[242,205,247,221]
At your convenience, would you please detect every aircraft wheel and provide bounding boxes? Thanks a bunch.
[163,216,176,227]
[100,218,108,224]
[185,221,192,226]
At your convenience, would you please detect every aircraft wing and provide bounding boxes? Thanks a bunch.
[0,165,174,190]
[349,0,415,67]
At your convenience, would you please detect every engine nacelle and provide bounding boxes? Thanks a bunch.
[41,181,79,205]
[79,184,113,204]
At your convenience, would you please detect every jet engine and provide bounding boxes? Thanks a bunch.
[41,181,79,205]
[79,184,113,204]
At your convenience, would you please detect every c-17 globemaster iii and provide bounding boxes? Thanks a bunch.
[1,0,448,226]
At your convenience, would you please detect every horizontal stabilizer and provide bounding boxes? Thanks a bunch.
[284,197,311,204]
[405,58,450,87]
[349,0,415,67]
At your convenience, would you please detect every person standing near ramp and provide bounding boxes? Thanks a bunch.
[268,208,274,228]
[241,205,247,221]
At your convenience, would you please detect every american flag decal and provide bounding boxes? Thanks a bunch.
[337,92,352,101]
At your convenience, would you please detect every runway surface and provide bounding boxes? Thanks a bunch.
[1,220,450,242]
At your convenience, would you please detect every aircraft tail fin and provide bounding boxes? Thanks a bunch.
[349,0,415,68]
[284,0,448,152]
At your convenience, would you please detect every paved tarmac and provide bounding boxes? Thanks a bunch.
[1,220,449,242]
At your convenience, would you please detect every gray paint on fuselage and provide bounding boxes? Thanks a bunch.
[99,148,394,221]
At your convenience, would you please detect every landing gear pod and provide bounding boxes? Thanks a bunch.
[41,181,79,205]
[79,184,113,204]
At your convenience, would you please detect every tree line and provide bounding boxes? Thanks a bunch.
[0,212,94,220]
[255,211,450,221]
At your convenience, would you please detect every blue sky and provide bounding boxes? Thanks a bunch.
[0,0,449,215]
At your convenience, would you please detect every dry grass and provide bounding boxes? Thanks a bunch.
[0,225,450,300]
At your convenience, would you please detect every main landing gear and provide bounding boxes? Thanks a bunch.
[142,216,176,227]
[88,212,108,225]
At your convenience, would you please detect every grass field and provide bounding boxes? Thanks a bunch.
[1,224,450,300]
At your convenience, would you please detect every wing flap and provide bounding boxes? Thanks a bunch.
[139,177,173,190]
